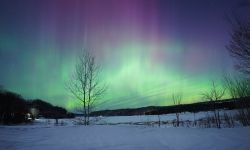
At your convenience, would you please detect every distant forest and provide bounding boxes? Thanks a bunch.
[91,97,250,116]
[1,87,250,125]
[0,88,74,125]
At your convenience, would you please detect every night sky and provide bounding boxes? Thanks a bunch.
[0,0,248,110]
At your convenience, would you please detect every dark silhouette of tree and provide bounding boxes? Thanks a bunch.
[202,81,226,128]
[227,20,250,76]
[223,74,250,99]
[172,93,182,127]
[0,88,74,125]
[223,74,250,126]
[225,8,250,125]
[0,90,28,124]
[67,51,106,125]
[28,99,74,119]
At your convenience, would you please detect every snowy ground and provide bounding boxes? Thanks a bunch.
[32,110,237,126]
[1,111,250,150]
[1,124,250,150]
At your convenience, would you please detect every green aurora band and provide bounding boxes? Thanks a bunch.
[0,0,241,110]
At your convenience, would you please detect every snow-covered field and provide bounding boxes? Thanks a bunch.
[1,124,250,150]
[1,112,250,150]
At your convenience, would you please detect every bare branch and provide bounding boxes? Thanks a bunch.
[66,50,107,125]
[227,18,250,76]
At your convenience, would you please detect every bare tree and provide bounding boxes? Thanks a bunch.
[223,74,250,126]
[223,74,250,99]
[67,51,106,125]
[202,81,225,128]
[86,55,106,124]
[172,93,182,127]
[226,20,250,75]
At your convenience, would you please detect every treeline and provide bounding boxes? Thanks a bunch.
[27,99,75,119]
[91,97,250,116]
[0,89,74,125]
[149,97,250,115]
[0,90,28,124]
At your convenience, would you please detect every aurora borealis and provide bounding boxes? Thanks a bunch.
[0,0,248,110]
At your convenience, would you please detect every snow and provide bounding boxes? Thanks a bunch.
[21,110,238,126]
[0,124,250,150]
[28,110,233,125]
[0,111,249,150]
[95,112,199,124]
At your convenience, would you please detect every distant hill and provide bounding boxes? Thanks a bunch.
[0,89,74,124]
[0,90,28,124]
[91,97,250,116]
[27,99,74,119]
